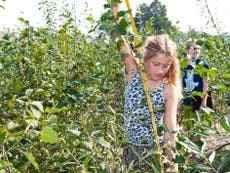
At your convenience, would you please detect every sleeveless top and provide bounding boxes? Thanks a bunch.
[124,72,166,146]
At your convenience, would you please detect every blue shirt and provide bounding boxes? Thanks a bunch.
[182,58,209,105]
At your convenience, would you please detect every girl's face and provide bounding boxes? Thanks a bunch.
[145,54,171,81]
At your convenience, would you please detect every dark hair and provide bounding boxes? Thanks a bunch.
[185,41,193,49]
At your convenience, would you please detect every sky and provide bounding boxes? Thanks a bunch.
[0,0,229,34]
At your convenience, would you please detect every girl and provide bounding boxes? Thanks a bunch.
[112,3,181,172]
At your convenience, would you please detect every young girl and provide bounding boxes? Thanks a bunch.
[112,3,181,172]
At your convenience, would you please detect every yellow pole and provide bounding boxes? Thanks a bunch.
[124,0,164,172]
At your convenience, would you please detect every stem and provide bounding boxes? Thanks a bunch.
[204,0,220,35]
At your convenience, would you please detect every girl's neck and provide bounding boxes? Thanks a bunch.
[147,77,164,89]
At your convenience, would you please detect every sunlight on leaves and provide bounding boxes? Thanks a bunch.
[23,151,39,170]
[40,126,60,144]
[97,137,111,148]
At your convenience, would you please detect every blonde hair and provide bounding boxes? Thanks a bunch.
[143,35,182,96]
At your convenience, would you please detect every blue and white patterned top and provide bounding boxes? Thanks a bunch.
[124,72,166,146]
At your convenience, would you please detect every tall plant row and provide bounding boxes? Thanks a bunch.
[0,0,229,172]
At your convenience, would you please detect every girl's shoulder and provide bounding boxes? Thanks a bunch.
[165,83,177,93]
[165,83,182,100]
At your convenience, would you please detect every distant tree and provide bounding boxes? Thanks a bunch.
[134,0,175,35]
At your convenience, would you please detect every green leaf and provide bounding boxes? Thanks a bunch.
[0,5,5,9]
[116,39,124,50]
[13,81,22,93]
[67,129,81,136]
[23,151,39,170]
[177,140,202,156]
[103,4,110,9]
[97,137,110,148]
[30,105,41,120]
[218,154,230,171]
[0,126,8,144]
[83,157,89,169]
[25,89,33,96]
[86,15,94,23]
[192,125,218,136]
[211,84,227,92]
[45,107,66,114]
[220,116,230,132]
[25,119,39,129]
[200,106,214,114]
[45,114,58,125]
[190,163,212,170]
[0,161,12,169]
[119,18,128,29]
[114,24,127,35]
[7,121,20,131]
[136,53,143,58]
[18,17,25,22]
[40,126,60,144]
[117,11,126,17]
[26,108,35,119]
[222,73,230,79]
[174,155,185,163]
[32,101,44,112]
[30,101,44,119]
[207,68,216,78]
[180,59,188,68]
[191,91,205,98]
[8,131,24,137]
[111,0,122,3]
[108,105,116,114]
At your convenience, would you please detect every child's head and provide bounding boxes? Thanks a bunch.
[143,35,180,86]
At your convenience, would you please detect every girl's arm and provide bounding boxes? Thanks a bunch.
[201,78,209,106]
[112,3,138,81]
[164,84,179,172]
